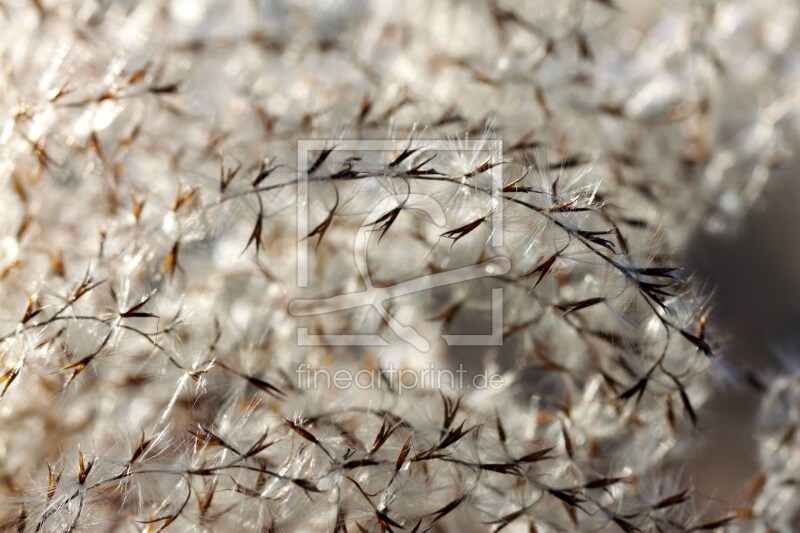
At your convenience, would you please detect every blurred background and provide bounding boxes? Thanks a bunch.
[687,164,800,503]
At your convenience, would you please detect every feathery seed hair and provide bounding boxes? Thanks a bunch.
[0,0,797,531]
